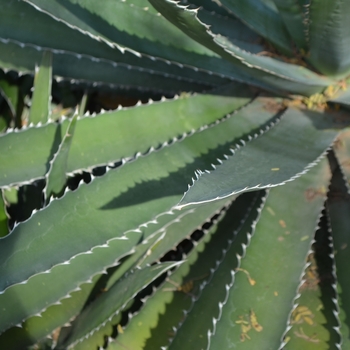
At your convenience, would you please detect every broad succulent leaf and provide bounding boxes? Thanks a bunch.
[107,191,263,350]
[0,83,251,187]
[283,217,340,349]
[177,108,343,209]
[215,0,294,54]
[57,262,180,349]
[1,0,350,348]
[29,51,52,125]
[149,0,334,96]
[327,155,350,347]
[171,157,331,349]
[308,0,350,76]
[0,95,276,333]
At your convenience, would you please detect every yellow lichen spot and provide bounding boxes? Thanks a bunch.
[284,336,291,343]
[250,310,263,332]
[341,243,348,250]
[271,168,280,171]
[236,268,256,286]
[266,206,276,216]
[274,291,278,296]
[291,306,314,325]
[279,220,287,228]
[301,235,309,241]
[304,316,314,325]
[117,324,124,334]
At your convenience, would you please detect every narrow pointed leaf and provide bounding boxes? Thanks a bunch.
[309,0,350,76]
[58,262,180,348]
[217,0,293,53]
[25,0,214,57]
[29,51,52,125]
[0,97,276,332]
[0,83,252,187]
[149,0,333,96]
[206,158,330,349]
[271,0,308,50]
[334,129,350,187]
[177,108,343,209]
[0,191,8,237]
[283,216,340,349]
[0,39,210,96]
[109,192,263,350]
[0,276,99,350]
[44,114,77,199]
[327,157,350,347]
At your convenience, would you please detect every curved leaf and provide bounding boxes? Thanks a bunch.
[149,0,333,96]
[0,83,252,187]
[177,108,343,209]
[309,0,350,76]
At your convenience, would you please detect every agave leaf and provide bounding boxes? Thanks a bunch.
[216,0,293,54]
[167,192,267,350]
[0,276,99,350]
[0,96,276,332]
[0,234,140,334]
[0,74,18,120]
[149,0,333,95]
[0,190,8,237]
[29,51,52,125]
[137,199,230,268]
[106,198,229,290]
[1,0,226,89]
[19,0,283,90]
[308,0,350,76]
[330,87,350,107]
[196,7,264,54]
[177,107,344,209]
[283,216,340,349]
[327,155,350,347]
[25,0,214,57]
[334,129,350,187]
[44,113,78,199]
[107,191,264,350]
[57,262,180,348]
[71,198,232,350]
[0,83,252,187]
[172,157,330,349]
[271,0,308,51]
[0,39,211,95]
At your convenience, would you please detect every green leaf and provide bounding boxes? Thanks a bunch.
[29,51,52,125]
[149,0,333,96]
[271,0,308,51]
[0,190,8,237]
[0,83,252,187]
[308,0,350,76]
[177,108,343,209]
[0,39,210,95]
[44,113,77,199]
[327,154,350,348]
[217,0,293,54]
[58,262,180,348]
[175,158,330,349]
[108,191,263,350]
[25,0,214,57]
[0,96,277,333]
[0,276,99,350]
[1,0,226,89]
[334,129,350,187]
[283,216,340,349]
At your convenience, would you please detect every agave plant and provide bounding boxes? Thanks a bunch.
[0,0,350,349]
